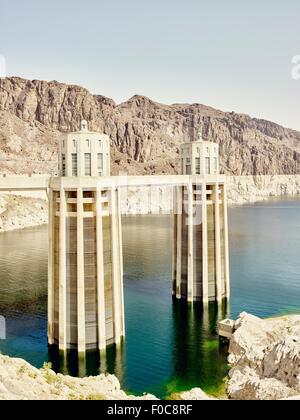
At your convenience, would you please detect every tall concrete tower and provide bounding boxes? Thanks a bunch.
[48,121,124,353]
[173,136,230,302]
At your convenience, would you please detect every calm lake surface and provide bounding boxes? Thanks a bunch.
[0,199,300,398]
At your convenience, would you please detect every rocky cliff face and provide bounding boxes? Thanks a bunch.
[0,77,300,176]
[0,110,58,174]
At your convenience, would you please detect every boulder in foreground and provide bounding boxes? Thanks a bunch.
[0,355,156,400]
[228,312,300,400]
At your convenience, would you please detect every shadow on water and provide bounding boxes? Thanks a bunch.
[49,341,125,382]
[165,298,230,397]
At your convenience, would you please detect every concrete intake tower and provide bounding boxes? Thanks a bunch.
[48,121,124,352]
[173,136,230,302]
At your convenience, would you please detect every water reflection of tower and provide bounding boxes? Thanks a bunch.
[49,340,125,381]
[171,300,229,392]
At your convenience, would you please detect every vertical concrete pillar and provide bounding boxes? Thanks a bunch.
[172,187,177,298]
[202,181,209,303]
[59,187,67,351]
[175,186,182,299]
[223,183,230,298]
[96,188,106,350]
[110,187,122,344]
[214,183,222,301]
[172,188,177,296]
[47,188,54,345]
[187,182,194,302]
[116,188,125,337]
[77,187,86,353]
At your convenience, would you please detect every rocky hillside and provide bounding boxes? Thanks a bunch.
[0,194,48,232]
[0,110,58,174]
[0,77,300,176]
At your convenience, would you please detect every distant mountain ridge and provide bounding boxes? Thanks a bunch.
[0,76,299,176]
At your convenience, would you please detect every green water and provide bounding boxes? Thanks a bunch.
[0,199,300,398]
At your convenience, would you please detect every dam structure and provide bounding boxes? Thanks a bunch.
[0,121,230,353]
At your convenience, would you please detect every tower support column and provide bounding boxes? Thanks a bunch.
[187,182,194,302]
[174,186,183,299]
[47,188,54,345]
[96,188,106,350]
[214,183,222,301]
[116,188,125,337]
[58,187,67,351]
[223,183,230,298]
[110,187,122,345]
[202,181,209,303]
[77,187,86,353]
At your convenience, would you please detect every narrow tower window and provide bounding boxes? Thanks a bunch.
[84,153,91,176]
[72,153,78,176]
[97,153,103,175]
[195,157,200,174]
[205,157,210,174]
[62,154,66,176]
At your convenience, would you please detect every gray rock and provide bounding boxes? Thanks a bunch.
[178,388,216,400]
[228,312,300,400]
[0,354,157,400]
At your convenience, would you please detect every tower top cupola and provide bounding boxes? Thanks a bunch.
[180,137,219,176]
[59,121,111,177]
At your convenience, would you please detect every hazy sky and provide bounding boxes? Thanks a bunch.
[1,0,300,129]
